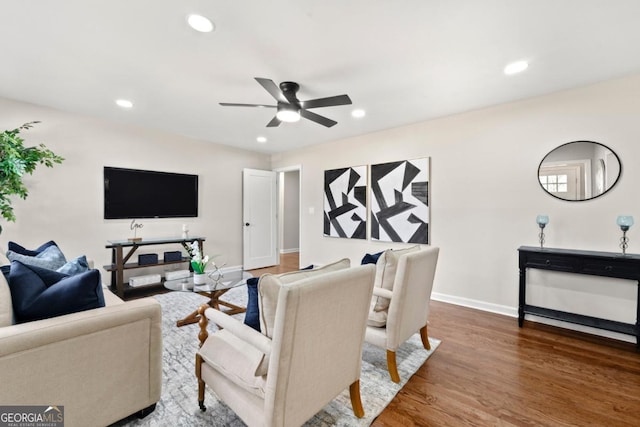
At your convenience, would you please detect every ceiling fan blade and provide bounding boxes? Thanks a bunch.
[300,109,337,127]
[266,116,281,127]
[219,103,276,108]
[255,78,286,102]
[302,94,352,109]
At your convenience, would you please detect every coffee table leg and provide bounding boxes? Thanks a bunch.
[176,308,202,327]
[175,289,246,327]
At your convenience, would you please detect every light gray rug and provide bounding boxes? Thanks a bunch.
[115,288,440,426]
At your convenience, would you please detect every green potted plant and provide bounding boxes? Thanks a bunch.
[0,121,64,234]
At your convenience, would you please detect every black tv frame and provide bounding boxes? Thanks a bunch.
[103,166,198,219]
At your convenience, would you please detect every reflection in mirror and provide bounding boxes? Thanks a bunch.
[538,141,621,201]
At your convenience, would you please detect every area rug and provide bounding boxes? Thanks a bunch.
[114,288,440,427]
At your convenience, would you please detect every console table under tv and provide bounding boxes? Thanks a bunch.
[105,237,205,299]
[518,246,640,349]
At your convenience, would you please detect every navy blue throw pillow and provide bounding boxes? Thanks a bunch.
[8,240,58,257]
[244,277,261,332]
[8,261,105,323]
[361,251,384,265]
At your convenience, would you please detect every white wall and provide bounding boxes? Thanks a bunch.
[271,73,640,340]
[0,97,270,277]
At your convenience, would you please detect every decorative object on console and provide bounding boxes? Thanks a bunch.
[617,215,634,255]
[0,121,64,235]
[536,215,549,249]
[371,157,429,243]
[138,253,158,265]
[182,224,189,239]
[163,251,183,262]
[129,219,143,242]
[129,274,162,288]
[323,165,367,239]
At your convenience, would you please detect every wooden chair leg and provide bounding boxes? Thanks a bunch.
[349,380,365,418]
[196,353,207,411]
[196,304,210,411]
[420,324,431,350]
[386,350,401,383]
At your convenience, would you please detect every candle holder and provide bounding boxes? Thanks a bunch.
[536,215,549,249]
[617,215,634,255]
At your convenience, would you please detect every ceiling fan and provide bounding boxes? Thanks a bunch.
[219,77,352,128]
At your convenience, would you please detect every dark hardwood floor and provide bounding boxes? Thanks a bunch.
[252,253,640,426]
[374,302,640,426]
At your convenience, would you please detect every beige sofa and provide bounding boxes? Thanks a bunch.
[0,258,162,427]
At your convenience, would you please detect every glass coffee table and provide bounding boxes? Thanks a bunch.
[165,269,252,327]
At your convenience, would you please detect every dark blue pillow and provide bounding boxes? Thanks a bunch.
[8,240,58,257]
[244,277,261,332]
[8,261,105,323]
[243,264,316,332]
[361,251,384,265]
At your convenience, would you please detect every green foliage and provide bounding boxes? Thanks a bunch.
[0,121,64,226]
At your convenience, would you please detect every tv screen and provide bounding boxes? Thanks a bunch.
[104,167,198,219]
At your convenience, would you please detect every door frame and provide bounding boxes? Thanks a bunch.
[274,164,302,267]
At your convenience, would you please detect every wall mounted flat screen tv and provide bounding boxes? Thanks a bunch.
[104,167,198,219]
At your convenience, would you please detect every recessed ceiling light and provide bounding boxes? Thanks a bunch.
[256,136,267,143]
[115,99,133,109]
[504,60,529,75]
[351,109,366,118]
[187,14,214,33]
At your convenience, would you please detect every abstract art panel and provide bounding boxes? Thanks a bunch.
[370,158,429,243]
[324,166,367,239]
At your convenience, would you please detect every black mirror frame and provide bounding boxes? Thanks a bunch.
[537,140,622,202]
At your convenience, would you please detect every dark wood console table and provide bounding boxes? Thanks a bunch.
[105,237,205,299]
[518,246,640,349]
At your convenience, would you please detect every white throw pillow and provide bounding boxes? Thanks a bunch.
[368,245,420,327]
[258,258,351,338]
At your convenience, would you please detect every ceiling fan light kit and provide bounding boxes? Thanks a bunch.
[276,104,301,122]
[220,77,352,128]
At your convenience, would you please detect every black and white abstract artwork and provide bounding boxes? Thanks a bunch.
[323,166,367,239]
[370,158,429,243]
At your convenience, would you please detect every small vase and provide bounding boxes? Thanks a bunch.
[193,273,207,285]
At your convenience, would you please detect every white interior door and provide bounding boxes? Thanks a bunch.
[243,168,278,270]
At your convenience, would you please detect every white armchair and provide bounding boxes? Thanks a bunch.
[365,246,440,382]
[196,264,376,427]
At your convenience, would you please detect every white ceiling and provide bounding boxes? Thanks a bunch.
[2,0,640,154]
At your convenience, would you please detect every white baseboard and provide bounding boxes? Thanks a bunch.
[432,292,517,317]
[431,292,636,344]
[280,248,299,254]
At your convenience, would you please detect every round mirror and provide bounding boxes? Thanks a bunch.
[538,141,621,201]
